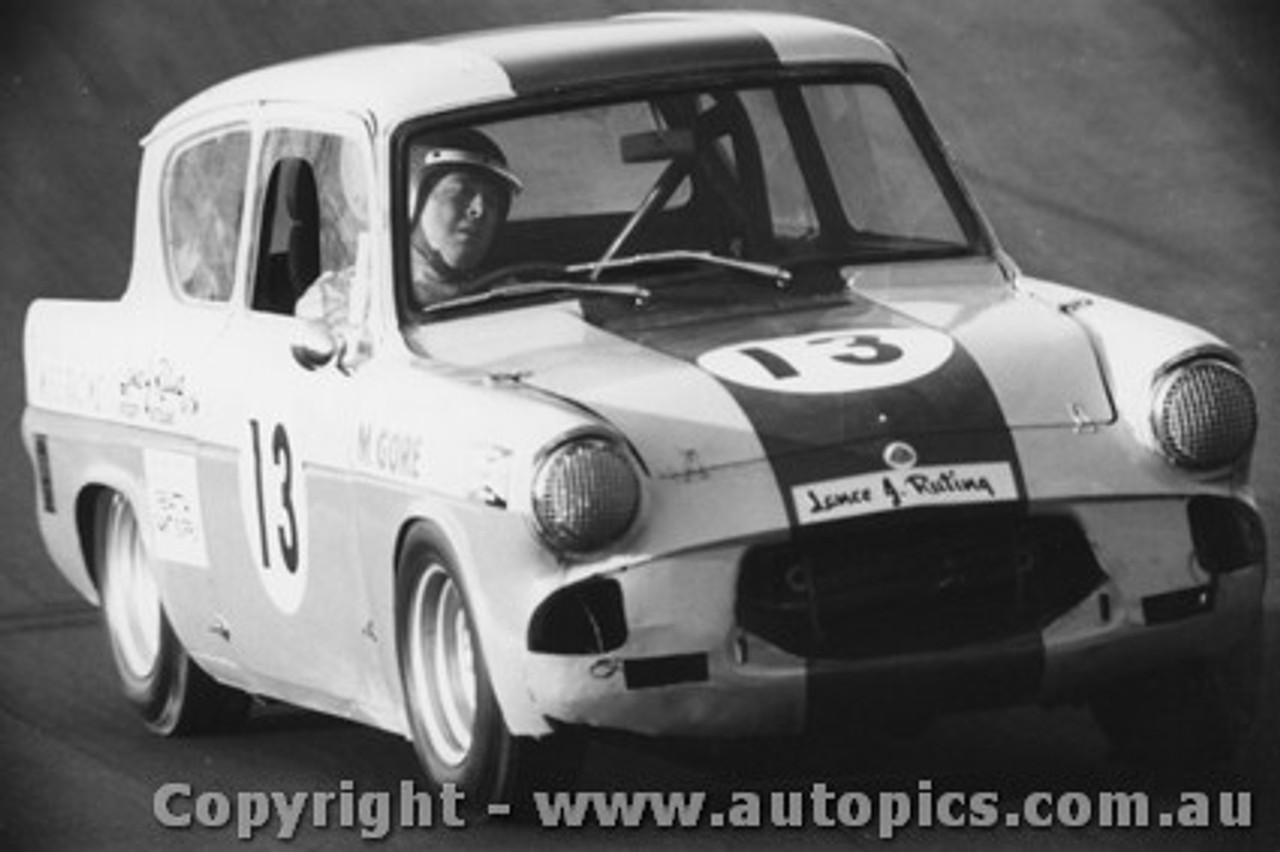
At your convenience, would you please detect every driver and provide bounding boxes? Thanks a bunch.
[295,128,521,342]
[407,128,523,307]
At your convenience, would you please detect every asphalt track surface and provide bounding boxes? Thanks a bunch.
[1,1,1278,849]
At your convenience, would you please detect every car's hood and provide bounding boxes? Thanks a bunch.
[423,261,1114,515]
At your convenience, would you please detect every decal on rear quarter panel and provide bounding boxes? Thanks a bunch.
[144,449,209,567]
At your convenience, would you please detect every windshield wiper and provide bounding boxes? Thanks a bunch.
[568,250,792,288]
[418,281,651,316]
[828,233,970,261]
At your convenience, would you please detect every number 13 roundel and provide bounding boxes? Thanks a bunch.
[238,418,310,614]
[696,328,955,395]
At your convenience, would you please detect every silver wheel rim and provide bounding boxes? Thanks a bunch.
[407,562,477,767]
[101,495,162,680]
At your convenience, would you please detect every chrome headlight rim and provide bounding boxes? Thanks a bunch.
[530,430,643,558]
[1150,355,1257,472]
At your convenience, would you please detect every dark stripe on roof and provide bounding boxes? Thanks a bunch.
[440,17,782,95]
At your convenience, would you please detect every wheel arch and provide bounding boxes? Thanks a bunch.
[75,484,111,592]
[74,470,149,598]
[391,512,552,738]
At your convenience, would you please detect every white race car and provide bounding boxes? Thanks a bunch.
[22,12,1265,806]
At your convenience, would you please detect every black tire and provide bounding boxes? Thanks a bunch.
[1090,616,1263,772]
[396,525,582,815]
[96,491,249,736]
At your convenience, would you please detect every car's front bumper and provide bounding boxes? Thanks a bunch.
[521,497,1266,738]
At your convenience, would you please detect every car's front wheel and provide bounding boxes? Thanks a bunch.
[96,490,249,736]
[396,526,581,814]
[1090,617,1262,771]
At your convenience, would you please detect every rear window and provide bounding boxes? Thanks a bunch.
[162,127,251,302]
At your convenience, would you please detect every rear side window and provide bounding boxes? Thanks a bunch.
[162,128,251,302]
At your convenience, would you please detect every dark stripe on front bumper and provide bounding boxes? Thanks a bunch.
[805,633,1044,730]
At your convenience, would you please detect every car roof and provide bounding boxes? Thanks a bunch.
[146,11,900,142]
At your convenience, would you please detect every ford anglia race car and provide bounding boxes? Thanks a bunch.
[22,12,1266,805]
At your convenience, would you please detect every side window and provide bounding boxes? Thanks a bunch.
[805,85,965,245]
[249,127,370,315]
[162,128,251,301]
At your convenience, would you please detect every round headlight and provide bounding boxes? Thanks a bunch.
[532,436,641,554]
[1152,359,1257,470]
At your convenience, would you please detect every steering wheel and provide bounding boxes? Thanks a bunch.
[469,261,568,292]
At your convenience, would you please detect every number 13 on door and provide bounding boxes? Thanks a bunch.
[241,418,310,613]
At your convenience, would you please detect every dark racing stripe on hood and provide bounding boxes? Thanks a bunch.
[590,291,1025,528]
[451,18,782,95]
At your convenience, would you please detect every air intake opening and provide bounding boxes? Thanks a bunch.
[1188,496,1266,575]
[528,577,627,655]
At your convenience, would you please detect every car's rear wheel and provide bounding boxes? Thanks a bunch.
[96,491,249,736]
[1090,616,1262,772]
[397,526,581,814]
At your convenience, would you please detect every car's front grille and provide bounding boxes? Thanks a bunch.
[736,510,1104,660]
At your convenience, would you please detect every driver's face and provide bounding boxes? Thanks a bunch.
[418,170,505,273]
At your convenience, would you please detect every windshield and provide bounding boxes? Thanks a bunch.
[396,70,986,319]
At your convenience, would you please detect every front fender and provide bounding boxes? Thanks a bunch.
[1018,277,1238,453]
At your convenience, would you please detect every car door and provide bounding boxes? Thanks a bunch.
[195,110,384,711]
